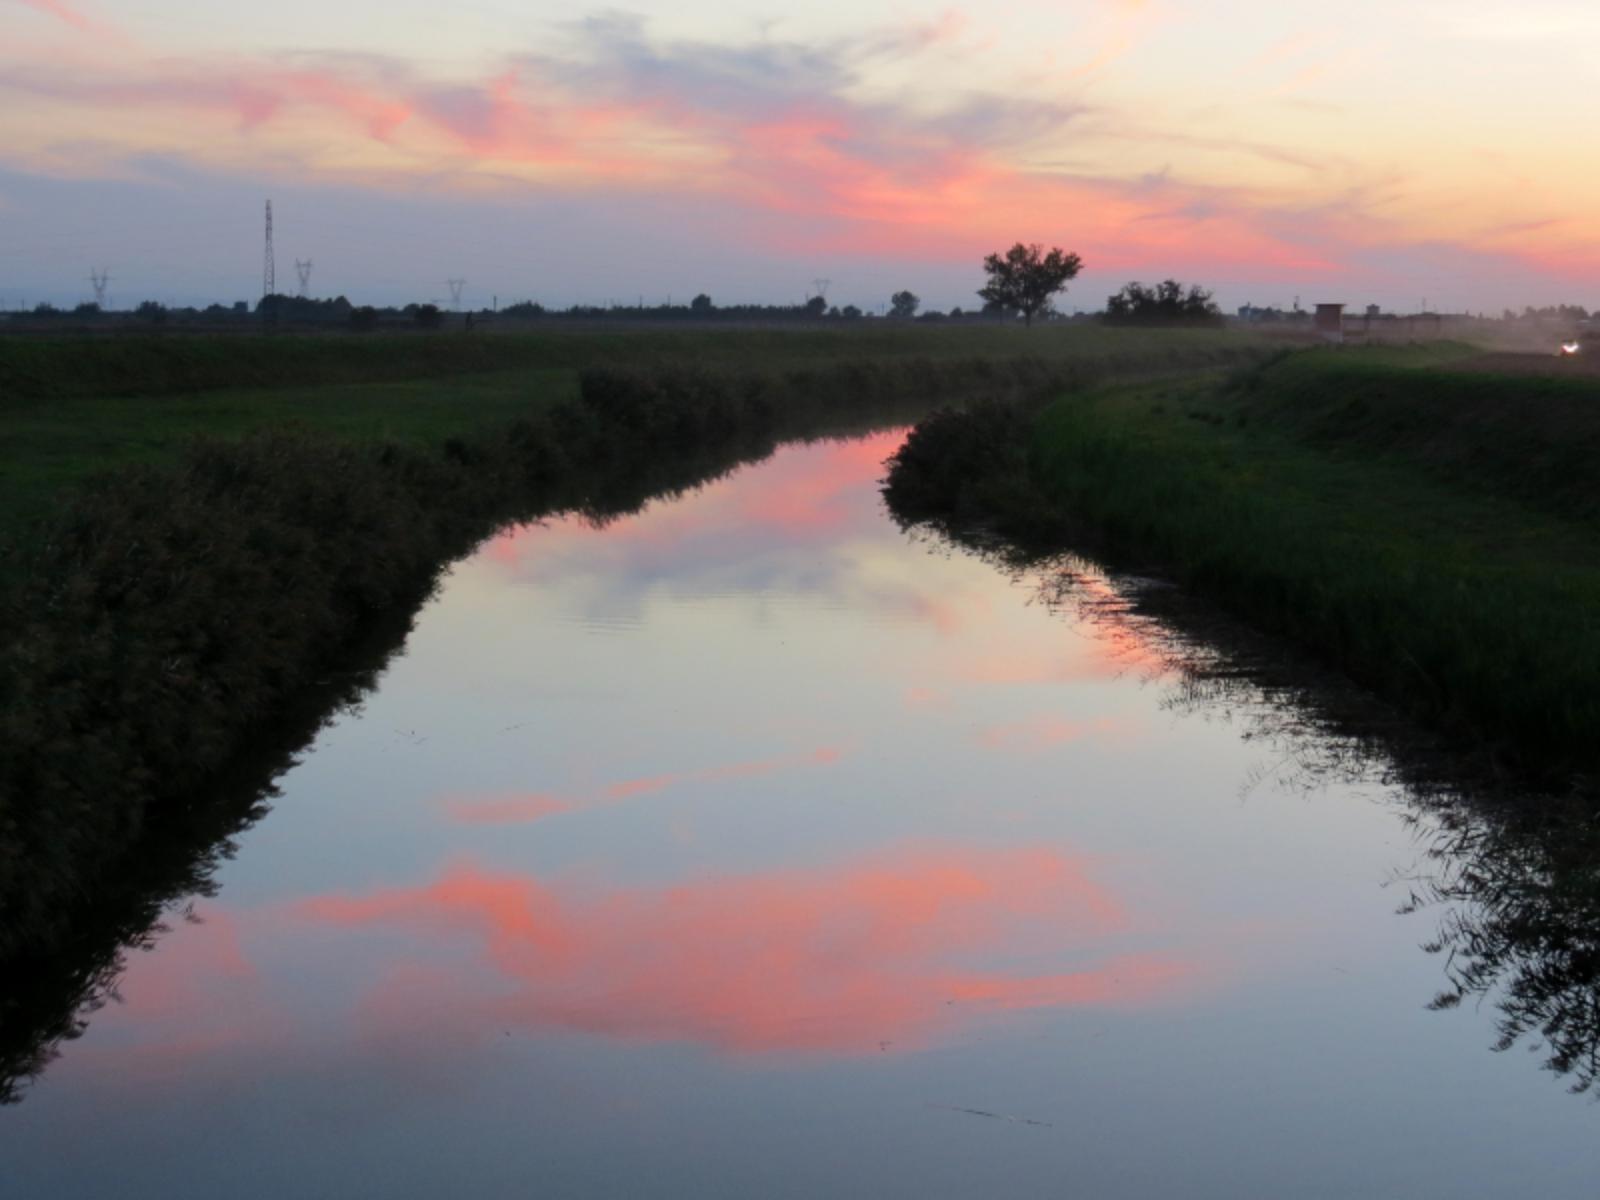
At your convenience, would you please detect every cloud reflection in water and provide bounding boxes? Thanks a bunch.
[301,847,1193,1055]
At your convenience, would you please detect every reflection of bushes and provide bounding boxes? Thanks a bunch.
[1412,796,1600,1094]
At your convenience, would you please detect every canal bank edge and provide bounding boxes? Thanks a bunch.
[884,350,1600,780]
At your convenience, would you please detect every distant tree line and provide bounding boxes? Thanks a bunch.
[1104,280,1223,326]
[2,247,1271,332]
[1505,304,1593,322]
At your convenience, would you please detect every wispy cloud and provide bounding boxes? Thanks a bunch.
[14,0,97,34]
[2,5,1594,301]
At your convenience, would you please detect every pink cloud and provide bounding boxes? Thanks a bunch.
[16,0,96,34]
[0,24,1345,277]
[6,13,1586,297]
[53,907,292,1084]
[299,846,1195,1054]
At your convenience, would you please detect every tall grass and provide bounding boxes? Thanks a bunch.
[0,325,1271,402]
[885,354,1600,776]
[1227,349,1600,526]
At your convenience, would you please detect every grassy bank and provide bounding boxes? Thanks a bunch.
[886,347,1600,776]
[0,332,1268,983]
[0,326,1268,543]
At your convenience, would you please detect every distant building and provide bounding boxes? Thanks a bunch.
[1236,303,1307,323]
[1314,302,1345,343]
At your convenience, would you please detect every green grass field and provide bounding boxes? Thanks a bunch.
[0,324,1271,544]
[884,340,1600,772]
[2,367,578,538]
[1022,350,1600,770]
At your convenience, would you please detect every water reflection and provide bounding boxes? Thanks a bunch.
[0,418,872,1105]
[1410,797,1600,1094]
[910,518,1600,1098]
[299,848,1193,1055]
[12,419,1600,1198]
[445,746,847,826]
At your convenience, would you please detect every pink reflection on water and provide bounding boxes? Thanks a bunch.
[65,908,287,1081]
[445,745,847,826]
[481,430,906,577]
[975,715,1140,752]
[300,846,1195,1055]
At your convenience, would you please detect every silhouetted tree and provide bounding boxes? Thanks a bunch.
[690,293,714,314]
[890,290,920,319]
[978,243,1082,327]
[1104,280,1222,325]
[841,304,863,320]
[803,295,827,318]
[135,300,168,324]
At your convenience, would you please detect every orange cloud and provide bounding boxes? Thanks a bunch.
[300,847,1194,1054]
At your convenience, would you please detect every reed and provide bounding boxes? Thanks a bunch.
[885,350,1600,777]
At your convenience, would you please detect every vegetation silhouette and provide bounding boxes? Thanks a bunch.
[978,243,1083,327]
[1104,280,1224,326]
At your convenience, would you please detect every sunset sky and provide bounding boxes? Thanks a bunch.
[3,0,1596,312]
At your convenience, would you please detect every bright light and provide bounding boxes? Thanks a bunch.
[1559,341,1581,356]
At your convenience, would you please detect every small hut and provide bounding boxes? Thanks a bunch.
[1314,303,1345,344]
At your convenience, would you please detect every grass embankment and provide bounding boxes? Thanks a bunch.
[0,326,1262,543]
[887,345,1600,775]
[0,329,1269,975]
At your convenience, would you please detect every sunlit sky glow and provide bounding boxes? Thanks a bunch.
[3,0,1597,311]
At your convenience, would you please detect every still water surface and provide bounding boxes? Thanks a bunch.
[5,429,1599,1197]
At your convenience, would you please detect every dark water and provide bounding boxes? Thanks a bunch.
[4,429,1599,1198]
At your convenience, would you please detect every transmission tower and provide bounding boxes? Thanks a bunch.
[809,278,831,302]
[447,278,466,311]
[263,200,276,300]
[88,268,109,308]
[294,259,313,298]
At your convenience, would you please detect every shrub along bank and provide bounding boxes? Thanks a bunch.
[0,340,1266,975]
[885,351,1600,777]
